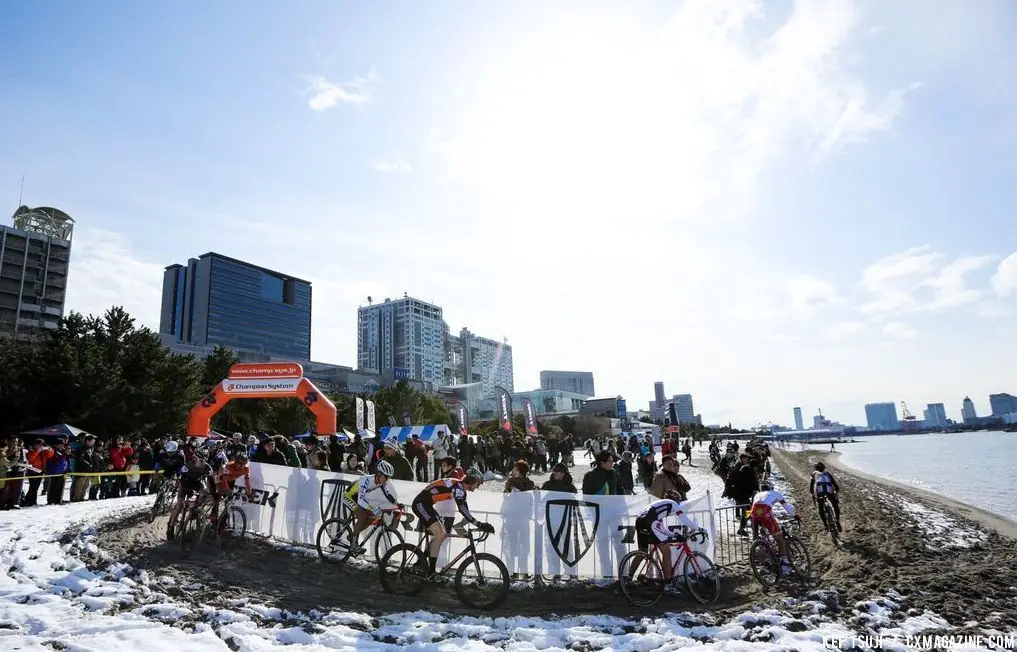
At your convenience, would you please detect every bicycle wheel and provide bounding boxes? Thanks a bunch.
[373,526,405,564]
[149,490,165,523]
[748,539,779,589]
[823,502,840,548]
[316,517,355,564]
[682,551,721,604]
[454,552,511,610]
[218,506,247,551]
[378,543,428,596]
[786,538,812,586]
[618,550,665,607]
[179,512,204,554]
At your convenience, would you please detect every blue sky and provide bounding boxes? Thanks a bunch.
[2,0,1015,428]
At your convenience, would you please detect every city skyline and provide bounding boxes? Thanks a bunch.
[3,2,1016,427]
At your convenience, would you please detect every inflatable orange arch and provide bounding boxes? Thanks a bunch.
[186,362,337,437]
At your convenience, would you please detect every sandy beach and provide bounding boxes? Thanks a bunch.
[773,448,1017,635]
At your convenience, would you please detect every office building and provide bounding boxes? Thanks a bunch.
[672,394,696,423]
[357,295,445,388]
[539,370,595,397]
[989,393,1017,417]
[865,402,899,431]
[793,407,804,431]
[0,206,73,340]
[160,252,311,361]
[511,388,588,416]
[961,396,977,423]
[924,403,947,428]
[652,381,666,421]
[579,396,628,419]
[445,327,514,396]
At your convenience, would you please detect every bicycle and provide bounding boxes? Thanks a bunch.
[748,518,812,589]
[179,488,248,554]
[617,530,720,607]
[377,521,510,610]
[149,474,179,523]
[316,504,405,565]
[815,495,840,548]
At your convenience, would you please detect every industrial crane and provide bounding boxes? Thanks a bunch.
[900,402,918,431]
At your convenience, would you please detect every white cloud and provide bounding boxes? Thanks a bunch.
[64,229,163,330]
[859,245,944,314]
[826,321,866,340]
[991,251,1017,297]
[918,254,996,310]
[883,321,917,340]
[369,157,412,173]
[787,276,843,317]
[304,70,378,110]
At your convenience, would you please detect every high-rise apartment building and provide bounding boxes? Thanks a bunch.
[989,393,1017,417]
[672,394,696,423]
[539,370,595,397]
[962,397,977,423]
[652,381,666,421]
[0,206,73,340]
[160,252,311,360]
[445,327,514,397]
[357,295,445,387]
[924,403,947,428]
[793,407,804,431]
[864,402,899,431]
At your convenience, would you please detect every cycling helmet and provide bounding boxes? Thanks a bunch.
[232,452,249,464]
[465,467,485,483]
[814,462,826,472]
[664,489,682,501]
[760,481,774,491]
[448,467,467,481]
[375,460,395,478]
[164,441,178,453]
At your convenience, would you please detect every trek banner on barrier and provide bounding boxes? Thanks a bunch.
[237,462,716,578]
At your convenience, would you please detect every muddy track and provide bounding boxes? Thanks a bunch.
[772,449,1017,634]
[95,511,765,619]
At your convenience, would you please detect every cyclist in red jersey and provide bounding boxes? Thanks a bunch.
[411,468,492,577]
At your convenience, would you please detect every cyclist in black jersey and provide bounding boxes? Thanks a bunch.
[411,467,493,576]
[166,453,213,540]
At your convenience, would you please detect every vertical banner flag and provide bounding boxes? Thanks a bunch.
[366,400,376,432]
[495,386,513,432]
[388,415,397,427]
[665,401,681,435]
[457,402,470,436]
[521,398,538,435]
[355,397,365,431]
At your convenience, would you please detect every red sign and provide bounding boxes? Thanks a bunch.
[228,362,303,380]
[664,425,681,434]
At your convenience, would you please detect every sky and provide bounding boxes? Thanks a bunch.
[2,0,1015,429]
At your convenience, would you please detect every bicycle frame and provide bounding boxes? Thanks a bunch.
[416,523,492,576]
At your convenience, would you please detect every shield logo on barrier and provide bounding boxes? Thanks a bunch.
[546,499,600,567]
[319,479,352,521]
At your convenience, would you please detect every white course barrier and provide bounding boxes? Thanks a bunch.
[240,462,717,579]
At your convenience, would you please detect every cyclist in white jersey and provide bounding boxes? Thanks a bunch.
[634,490,707,590]
[749,482,799,575]
[809,462,843,533]
[347,460,399,555]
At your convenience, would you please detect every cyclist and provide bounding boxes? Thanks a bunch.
[810,462,843,533]
[749,481,799,575]
[634,489,707,592]
[411,467,493,578]
[346,460,400,556]
[213,452,253,525]
[166,452,213,540]
[435,466,466,533]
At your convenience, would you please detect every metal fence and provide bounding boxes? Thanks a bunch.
[710,503,752,567]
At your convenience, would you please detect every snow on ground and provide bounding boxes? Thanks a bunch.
[865,487,989,550]
[0,467,991,651]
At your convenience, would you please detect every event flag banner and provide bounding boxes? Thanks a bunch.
[238,462,716,578]
[521,398,538,435]
[355,397,365,431]
[366,400,376,432]
[456,403,469,436]
[495,386,513,432]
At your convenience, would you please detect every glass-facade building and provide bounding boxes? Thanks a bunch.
[159,252,311,361]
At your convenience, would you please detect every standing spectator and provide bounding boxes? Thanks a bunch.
[108,438,133,497]
[24,440,49,506]
[637,451,658,490]
[534,438,548,473]
[382,440,414,481]
[431,432,451,480]
[541,463,576,493]
[71,435,99,501]
[405,434,429,482]
[725,453,759,537]
[137,441,155,495]
[253,438,288,465]
[126,455,142,495]
[616,451,635,495]
[581,451,620,495]
[44,439,71,505]
[3,437,27,509]
[459,435,474,471]
[503,460,536,493]
[650,455,691,501]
